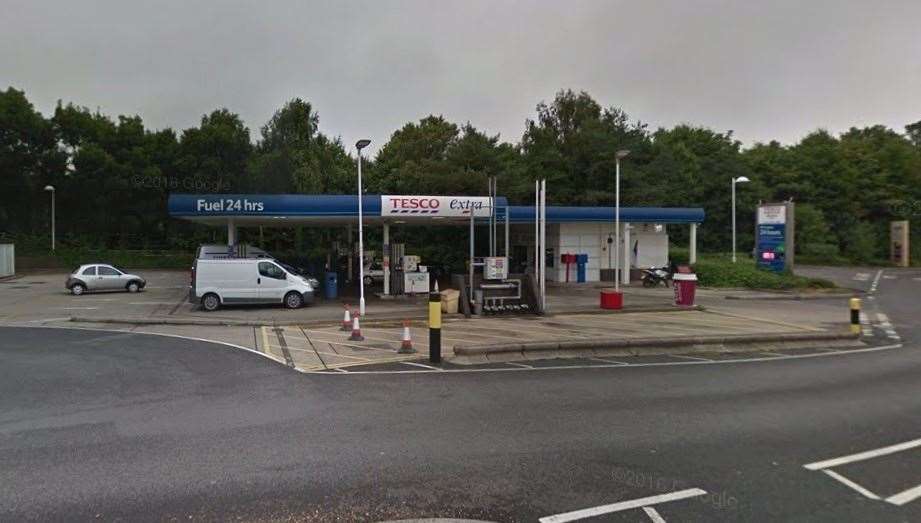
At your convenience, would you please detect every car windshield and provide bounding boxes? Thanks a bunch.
[278,262,302,276]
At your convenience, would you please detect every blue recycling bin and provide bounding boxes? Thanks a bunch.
[576,254,588,283]
[324,272,338,299]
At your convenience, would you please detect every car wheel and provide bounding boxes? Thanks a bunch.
[363,276,373,286]
[127,281,140,293]
[201,293,220,312]
[71,283,86,296]
[284,291,304,309]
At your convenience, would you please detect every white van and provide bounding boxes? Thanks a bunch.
[190,258,315,311]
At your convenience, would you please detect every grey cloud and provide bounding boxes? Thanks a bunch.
[2,0,919,155]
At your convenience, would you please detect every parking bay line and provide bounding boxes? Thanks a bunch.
[642,506,667,523]
[804,437,921,470]
[538,487,707,523]
[822,470,881,500]
[887,484,921,506]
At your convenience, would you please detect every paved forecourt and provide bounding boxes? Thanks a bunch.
[259,309,828,371]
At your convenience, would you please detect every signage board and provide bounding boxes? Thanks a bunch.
[381,195,492,218]
[756,203,794,272]
[195,197,265,213]
[890,220,910,267]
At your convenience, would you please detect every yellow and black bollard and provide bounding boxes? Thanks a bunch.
[850,297,861,335]
[429,284,442,364]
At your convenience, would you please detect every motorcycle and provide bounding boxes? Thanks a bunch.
[641,265,673,287]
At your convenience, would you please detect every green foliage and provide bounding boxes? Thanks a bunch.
[2,86,920,269]
[692,257,835,290]
[54,248,192,270]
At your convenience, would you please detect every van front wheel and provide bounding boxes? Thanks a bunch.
[201,293,220,312]
[284,291,304,309]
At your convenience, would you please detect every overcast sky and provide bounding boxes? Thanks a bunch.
[3,1,920,154]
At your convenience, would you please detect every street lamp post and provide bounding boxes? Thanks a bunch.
[731,176,751,263]
[44,185,55,251]
[355,139,371,316]
[614,150,630,292]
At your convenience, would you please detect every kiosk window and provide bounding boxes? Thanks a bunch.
[258,262,285,280]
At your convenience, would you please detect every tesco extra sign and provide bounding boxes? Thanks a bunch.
[382,195,492,217]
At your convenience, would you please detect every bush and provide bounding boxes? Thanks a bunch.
[55,248,193,270]
[691,256,834,290]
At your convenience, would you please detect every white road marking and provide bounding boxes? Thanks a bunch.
[886,484,921,506]
[642,506,667,523]
[505,361,534,369]
[882,275,897,280]
[538,488,707,523]
[127,301,179,305]
[54,307,99,310]
[310,343,904,375]
[804,437,921,470]
[671,354,713,362]
[589,357,629,365]
[870,269,883,293]
[913,277,921,282]
[13,324,285,367]
[822,470,880,500]
[401,361,442,370]
[853,273,870,281]
[26,317,71,323]
[875,313,900,339]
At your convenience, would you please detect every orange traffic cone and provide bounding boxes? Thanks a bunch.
[348,314,364,342]
[340,305,352,331]
[398,320,415,354]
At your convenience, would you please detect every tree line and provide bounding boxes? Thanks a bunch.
[2,86,920,263]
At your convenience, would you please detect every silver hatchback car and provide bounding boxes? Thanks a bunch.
[66,264,147,295]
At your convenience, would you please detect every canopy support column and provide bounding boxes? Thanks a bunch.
[347,224,353,283]
[623,224,631,286]
[227,218,237,246]
[689,223,697,264]
[383,222,390,296]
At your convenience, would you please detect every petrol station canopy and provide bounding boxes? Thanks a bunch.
[167,194,705,227]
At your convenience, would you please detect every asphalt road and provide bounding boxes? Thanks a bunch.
[1,267,919,522]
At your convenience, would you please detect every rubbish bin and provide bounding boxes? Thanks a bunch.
[441,288,460,314]
[576,254,588,283]
[600,288,623,309]
[324,272,338,299]
[672,273,697,307]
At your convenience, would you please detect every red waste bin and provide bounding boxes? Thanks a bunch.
[600,288,623,309]
[672,273,697,307]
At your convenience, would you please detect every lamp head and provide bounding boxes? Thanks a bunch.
[616,149,630,159]
[355,139,371,150]
[44,185,55,192]
[734,176,751,183]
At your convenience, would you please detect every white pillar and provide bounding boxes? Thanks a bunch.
[689,223,698,264]
[383,222,390,296]
[540,179,546,312]
[504,207,510,258]
[227,218,236,246]
[623,224,631,286]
